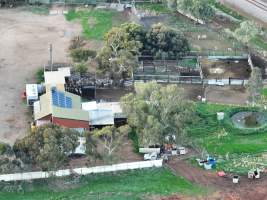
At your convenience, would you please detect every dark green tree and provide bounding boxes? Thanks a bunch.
[97,23,144,86]
[14,124,79,170]
[177,0,215,20]
[143,23,190,59]
[121,82,196,146]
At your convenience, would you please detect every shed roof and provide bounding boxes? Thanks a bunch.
[44,67,71,85]
[82,101,122,114]
[88,109,114,126]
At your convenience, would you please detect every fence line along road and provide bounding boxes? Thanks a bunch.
[220,0,267,25]
[0,160,163,182]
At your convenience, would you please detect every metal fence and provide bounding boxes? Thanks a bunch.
[204,78,248,86]
[134,74,203,84]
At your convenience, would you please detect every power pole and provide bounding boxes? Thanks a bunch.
[49,44,53,71]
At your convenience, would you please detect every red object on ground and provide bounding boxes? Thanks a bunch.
[218,171,226,177]
[21,91,26,99]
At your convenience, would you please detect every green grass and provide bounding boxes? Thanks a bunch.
[136,2,170,14]
[207,0,244,20]
[262,88,267,97]
[65,9,126,40]
[178,58,198,68]
[25,6,50,15]
[189,103,267,156]
[188,103,267,173]
[0,168,206,200]
[251,36,267,51]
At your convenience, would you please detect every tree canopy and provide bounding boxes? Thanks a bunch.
[247,67,263,106]
[14,124,79,170]
[97,23,190,83]
[234,21,261,44]
[89,125,130,163]
[97,23,143,86]
[121,82,196,146]
[143,23,190,59]
[177,0,215,20]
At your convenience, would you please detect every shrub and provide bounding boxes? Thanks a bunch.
[70,48,96,62]
[128,130,139,153]
[36,68,44,84]
[74,62,88,74]
[69,36,86,50]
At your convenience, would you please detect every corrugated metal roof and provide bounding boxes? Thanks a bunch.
[89,109,114,125]
[82,102,122,114]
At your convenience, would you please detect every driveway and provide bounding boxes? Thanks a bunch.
[0,7,81,144]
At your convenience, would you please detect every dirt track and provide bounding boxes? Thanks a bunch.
[168,158,267,200]
[220,0,267,27]
[0,7,81,144]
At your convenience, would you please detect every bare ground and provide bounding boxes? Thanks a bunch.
[165,158,267,200]
[0,8,81,144]
[205,86,249,105]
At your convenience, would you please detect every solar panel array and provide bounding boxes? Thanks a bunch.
[51,88,73,108]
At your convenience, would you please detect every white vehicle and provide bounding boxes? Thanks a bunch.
[144,152,158,161]
[139,148,160,154]
[216,81,224,86]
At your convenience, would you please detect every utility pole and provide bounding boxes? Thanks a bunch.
[49,44,53,71]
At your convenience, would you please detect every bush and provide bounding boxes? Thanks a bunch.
[74,62,88,74]
[70,48,96,62]
[36,68,44,84]
[0,143,13,156]
[69,36,86,50]
[128,130,139,153]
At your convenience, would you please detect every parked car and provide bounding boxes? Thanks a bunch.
[144,152,158,161]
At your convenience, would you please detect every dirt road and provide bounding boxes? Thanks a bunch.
[220,0,267,27]
[0,7,81,144]
[168,158,267,200]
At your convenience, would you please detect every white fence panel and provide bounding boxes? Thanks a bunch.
[222,79,230,84]
[231,80,244,85]
[0,160,163,182]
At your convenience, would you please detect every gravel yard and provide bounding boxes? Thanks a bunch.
[0,7,81,144]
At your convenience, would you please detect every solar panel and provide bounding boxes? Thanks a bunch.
[52,89,59,106]
[58,92,65,107]
[51,88,73,109]
[66,97,73,108]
